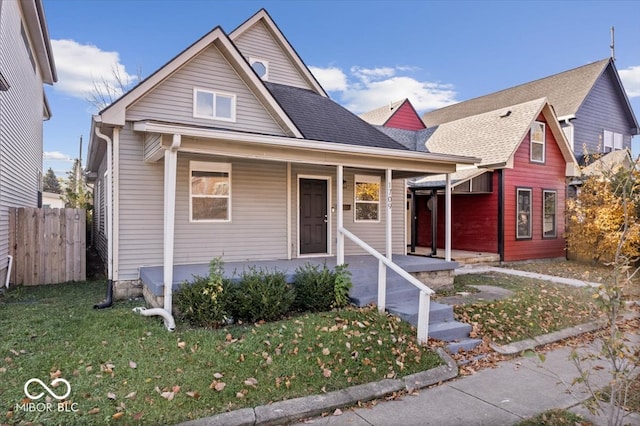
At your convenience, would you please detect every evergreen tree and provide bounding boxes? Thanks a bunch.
[63,159,92,210]
[42,167,62,194]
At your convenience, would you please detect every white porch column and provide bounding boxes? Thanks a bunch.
[445,173,452,262]
[336,165,344,265]
[163,134,181,313]
[385,169,392,260]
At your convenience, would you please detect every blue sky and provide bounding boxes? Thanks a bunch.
[42,0,640,177]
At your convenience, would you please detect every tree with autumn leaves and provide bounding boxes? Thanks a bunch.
[564,152,639,425]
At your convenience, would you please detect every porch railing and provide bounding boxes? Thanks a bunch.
[338,227,434,345]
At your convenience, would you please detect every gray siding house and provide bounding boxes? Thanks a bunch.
[85,10,475,314]
[0,0,56,286]
[422,58,639,162]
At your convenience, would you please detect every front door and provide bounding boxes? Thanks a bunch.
[299,178,328,254]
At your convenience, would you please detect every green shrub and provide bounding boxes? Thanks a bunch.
[292,262,353,311]
[175,258,233,328]
[333,264,352,309]
[293,263,335,312]
[233,267,294,323]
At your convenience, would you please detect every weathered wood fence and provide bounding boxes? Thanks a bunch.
[9,207,86,285]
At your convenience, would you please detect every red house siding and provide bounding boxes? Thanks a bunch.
[502,115,567,261]
[415,173,499,253]
[386,102,426,130]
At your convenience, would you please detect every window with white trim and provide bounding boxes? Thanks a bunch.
[543,190,557,238]
[354,175,380,222]
[603,130,624,152]
[190,161,231,222]
[516,188,532,239]
[193,88,236,121]
[249,57,269,80]
[530,122,545,163]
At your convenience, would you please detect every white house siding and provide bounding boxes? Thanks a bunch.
[126,44,287,136]
[575,66,634,156]
[290,164,405,257]
[0,0,45,281]
[115,128,290,280]
[92,158,108,265]
[232,20,312,90]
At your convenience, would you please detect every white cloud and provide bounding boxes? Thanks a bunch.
[309,66,348,91]
[43,151,74,162]
[51,39,136,106]
[619,65,640,98]
[310,65,457,114]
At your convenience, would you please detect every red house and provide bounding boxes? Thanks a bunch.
[362,98,577,262]
[359,99,426,131]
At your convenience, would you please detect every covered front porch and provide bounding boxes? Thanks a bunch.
[140,254,458,308]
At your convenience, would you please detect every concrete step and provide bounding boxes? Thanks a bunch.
[386,300,453,325]
[427,321,473,342]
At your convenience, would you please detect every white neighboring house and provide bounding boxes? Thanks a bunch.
[42,191,65,208]
[0,0,57,285]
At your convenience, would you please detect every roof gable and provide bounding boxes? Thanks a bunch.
[360,99,426,130]
[423,59,613,127]
[97,25,301,138]
[425,98,576,172]
[230,9,327,97]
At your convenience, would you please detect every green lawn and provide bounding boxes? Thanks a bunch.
[0,281,441,425]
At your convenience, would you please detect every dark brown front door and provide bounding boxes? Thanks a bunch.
[300,178,328,254]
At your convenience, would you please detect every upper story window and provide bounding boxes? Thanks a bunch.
[354,175,380,222]
[190,161,231,222]
[603,130,623,152]
[530,122,545,163]
[249,57,269,80]
[193,88,236,122]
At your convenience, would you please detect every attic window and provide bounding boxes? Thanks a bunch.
[603,130,623,152]
[530,121,545,163]
[193,88,236,122]
[249,57,269,80]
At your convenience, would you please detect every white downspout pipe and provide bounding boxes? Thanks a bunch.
[95,127,113,283]
[5,255,12,288]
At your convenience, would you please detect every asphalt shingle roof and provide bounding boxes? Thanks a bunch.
[425,98,547,167]
[422,58,610,127]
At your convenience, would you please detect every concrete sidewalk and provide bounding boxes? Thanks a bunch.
[291,335,640,426]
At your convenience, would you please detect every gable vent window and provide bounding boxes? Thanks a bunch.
[603,130,623,152]
[249,57,269,80]
[193,88,236,122]
[530,121,545,163]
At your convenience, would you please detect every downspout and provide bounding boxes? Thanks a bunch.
[94,126,113,309]
[410,188,416,253]
[134,135,179,331]
[5,255,12,288]
[430,190,438,256]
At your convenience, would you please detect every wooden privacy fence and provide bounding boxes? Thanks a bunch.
[9,207,86,285]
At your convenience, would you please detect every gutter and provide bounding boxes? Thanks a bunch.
[93,126,113,309]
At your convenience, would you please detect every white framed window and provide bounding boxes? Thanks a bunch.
[354,175,380,222]
[542,190,557,238]
[190,161,231,222]
[516,188,532,239]
[530,122,545,163]
[193,88,236,122]
[603,130,624,151]
[249,57,269,80]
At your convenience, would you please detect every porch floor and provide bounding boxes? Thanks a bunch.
[409,247,500,265]
[139,255,458,299]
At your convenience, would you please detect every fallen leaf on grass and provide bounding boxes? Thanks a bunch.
[133,412,144,420]
[186,391,200,399]
[107,392,117,400]
[125,391,137,400]
[323,369,332,378]
[210,381,226,392]
[129,361,137,369]
[213,372,224,379]
[177,341,186,349]
[112,412,125,420]
[243,378,258,387]
[87,407,100,415]
[160,391,175,401]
